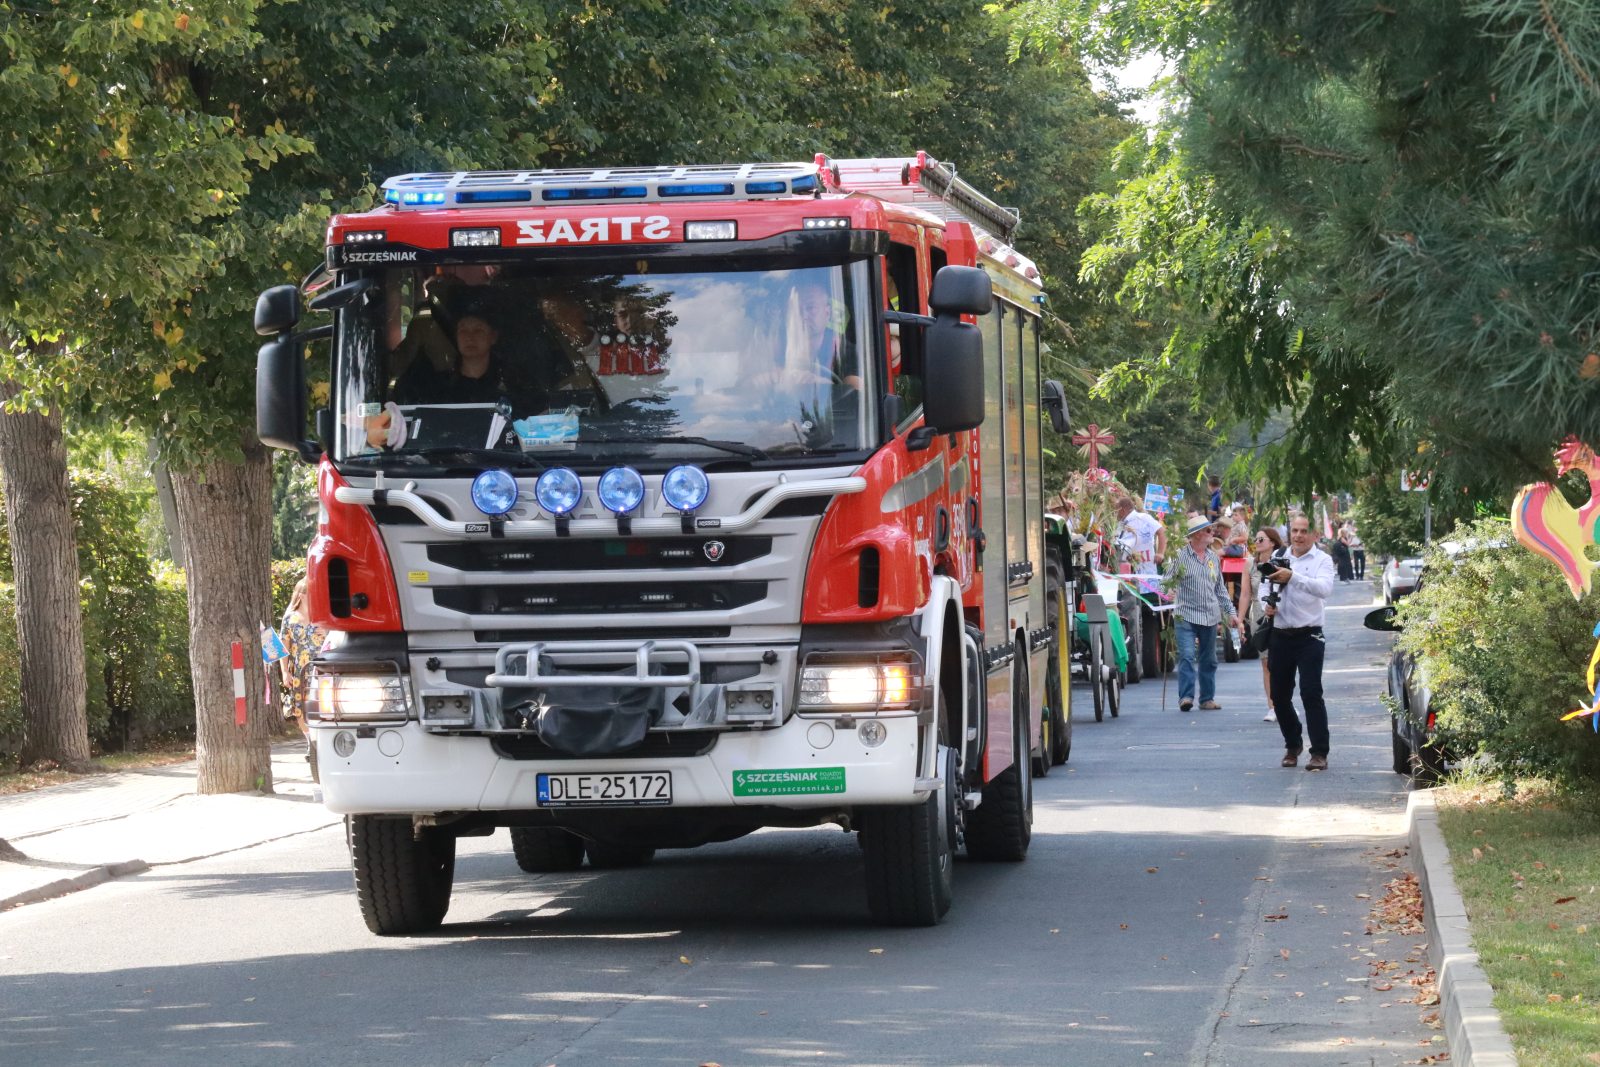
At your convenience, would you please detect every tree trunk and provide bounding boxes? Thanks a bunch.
[0,378,91,767]
[172,432,275,794]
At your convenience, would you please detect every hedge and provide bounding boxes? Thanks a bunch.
[1397,519,1600,793]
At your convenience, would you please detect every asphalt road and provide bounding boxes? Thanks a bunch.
[0,581,1441,1066]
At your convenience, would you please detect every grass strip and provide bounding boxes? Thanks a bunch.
[1436,783,1600,1067]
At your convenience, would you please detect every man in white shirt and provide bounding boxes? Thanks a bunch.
[1114,496,1167,575]
[1263,513,1337,770]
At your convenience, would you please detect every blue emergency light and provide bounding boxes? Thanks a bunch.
[380,162,824,212]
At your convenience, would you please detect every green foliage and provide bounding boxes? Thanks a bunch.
[271,453,316,561]
[1348,476,1429,561]
[1018,0,1600,501]
[1397,520,1600,792]
[270,558,306,623]
[0,472,193,760]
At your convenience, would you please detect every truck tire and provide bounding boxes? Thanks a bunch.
[584,841,657,868]
[510,826,586,873]
[863,745,955,926]
[965,655,1033,861]
[349,815,455,936]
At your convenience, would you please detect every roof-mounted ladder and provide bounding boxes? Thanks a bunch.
[818,152,1021,244]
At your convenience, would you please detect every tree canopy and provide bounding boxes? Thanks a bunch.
[1019,0,1600,500]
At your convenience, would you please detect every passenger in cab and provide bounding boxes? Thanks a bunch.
[393,306,513,406]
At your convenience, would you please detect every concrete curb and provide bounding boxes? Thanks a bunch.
[1407,789,1519,1067]
[1,859,150,912]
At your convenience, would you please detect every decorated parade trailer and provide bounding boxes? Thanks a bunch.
[254,153,1070,932]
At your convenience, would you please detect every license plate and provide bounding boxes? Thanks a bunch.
[536,771,672,807]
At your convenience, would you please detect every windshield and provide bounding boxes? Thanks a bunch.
[332,258,876,467]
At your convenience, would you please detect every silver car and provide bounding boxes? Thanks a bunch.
[1382,556,1424,604]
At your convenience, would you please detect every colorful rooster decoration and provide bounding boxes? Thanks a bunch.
[1512,437,1600,599]
[1511,437,1600,728]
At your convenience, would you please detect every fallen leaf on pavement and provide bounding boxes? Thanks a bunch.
[868,948,884,955]
[1280,948,1291,960]
[679,956,692,965]
[1147,867,1159,873]
[1265,913,1288,921]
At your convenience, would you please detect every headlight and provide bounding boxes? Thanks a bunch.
[314,674,410,721]
[471,468,518,516]
[534,467,582,515]
[598,466,645,514]
[798,661,920,710]
[661,464,709,512]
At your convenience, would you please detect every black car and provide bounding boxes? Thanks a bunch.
[1364,605,1447,784]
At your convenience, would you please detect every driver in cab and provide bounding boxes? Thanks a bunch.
[393,306,509,405]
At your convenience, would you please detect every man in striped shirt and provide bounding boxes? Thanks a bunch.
[1166,514,1241,712]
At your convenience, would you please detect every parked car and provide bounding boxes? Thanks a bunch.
[1363,605,1447,784]
[1382,555,1424,604]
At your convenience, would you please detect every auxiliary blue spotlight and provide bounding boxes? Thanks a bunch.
[597,466,645,514]
[470,469,518,516]
[661,464,709,512]
[534,467,582,516]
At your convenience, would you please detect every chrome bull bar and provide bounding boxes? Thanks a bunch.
[486,640,701,690]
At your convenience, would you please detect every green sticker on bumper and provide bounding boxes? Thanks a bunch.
[732,767,846,797]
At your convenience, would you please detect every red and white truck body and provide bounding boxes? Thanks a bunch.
[255,153,1070,932]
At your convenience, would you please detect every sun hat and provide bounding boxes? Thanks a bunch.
[1184,514,1216,538]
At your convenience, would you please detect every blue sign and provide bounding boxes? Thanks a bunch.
[1143,483,1171,515]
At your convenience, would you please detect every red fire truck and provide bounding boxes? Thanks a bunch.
[255,153,1072,932]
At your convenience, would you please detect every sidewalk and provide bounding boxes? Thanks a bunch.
[0,742,341,911]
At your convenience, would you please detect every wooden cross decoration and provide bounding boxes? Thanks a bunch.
[1071,423,1116,469]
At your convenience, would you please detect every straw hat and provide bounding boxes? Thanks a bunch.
[1183,514,1216,538]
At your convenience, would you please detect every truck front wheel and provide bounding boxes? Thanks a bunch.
[349,815,455,936]
[510,826,586,872]
[862,744,955,926]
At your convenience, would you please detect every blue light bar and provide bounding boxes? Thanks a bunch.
[541,185,649,201]
[659,183,735,197]
[380,162,826,211]
[457,189,533,204]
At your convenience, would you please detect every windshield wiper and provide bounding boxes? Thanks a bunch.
[588,435,769,460]
[393,447,541,470]
[763,442,860,457]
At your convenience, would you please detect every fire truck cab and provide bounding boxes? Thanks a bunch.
[255,153,1070,932]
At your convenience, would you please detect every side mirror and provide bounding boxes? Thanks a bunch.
[1362,606,1401,633]
[257,335,311,455]
[1042,379,1070,434]
[254,284,302,336]
[929,265,992,316]
[923,313,983,433]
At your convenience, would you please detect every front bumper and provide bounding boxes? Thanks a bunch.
[313,712,923,815]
